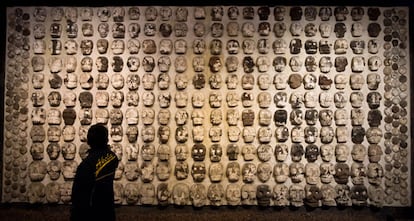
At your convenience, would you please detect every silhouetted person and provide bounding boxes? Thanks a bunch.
[71,124,119,221]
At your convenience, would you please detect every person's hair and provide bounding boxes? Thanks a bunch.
[87,124,109,149]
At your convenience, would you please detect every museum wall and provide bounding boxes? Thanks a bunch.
[0,1,413,221]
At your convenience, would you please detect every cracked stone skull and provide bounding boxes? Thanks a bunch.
[350,184,368,206]
[226,183,241,206]
[226,162,241,182]
[290,162,304,183]
[305,144,319,162]
[351,162,366,185]
[175,126,188,143]
[320,126,334,144]
[274,162,289,183]
[191,162,206,182]
[334,163,350,184]
[320,162,335,184]
[241,184,256,205]
[174,161,189,180]
[207,183,224,206]
[175,144,189,161]
[209,144,222,162]
[273,184,289,206]
[275,144,289,162]
[241,144,256,161]
[257,163,273,183]
[257,184,272,206]
[289,184,305,207]
[190,184,207,207]
[209,163,224,182]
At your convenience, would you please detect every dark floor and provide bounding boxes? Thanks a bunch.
[0,204,413,221]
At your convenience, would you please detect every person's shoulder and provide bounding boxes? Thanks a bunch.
[103,150,119,169]
[104,149,119,164]
[105,148,117,158]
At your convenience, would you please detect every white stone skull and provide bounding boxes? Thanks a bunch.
[305,163,320,185]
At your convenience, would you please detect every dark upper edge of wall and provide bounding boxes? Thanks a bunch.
[3,0,414,7]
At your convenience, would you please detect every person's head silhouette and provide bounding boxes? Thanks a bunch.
[87,124,109,150]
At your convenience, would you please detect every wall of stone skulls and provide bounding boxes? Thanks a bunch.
[2,5,411,207]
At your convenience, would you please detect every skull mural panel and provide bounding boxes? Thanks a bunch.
[3,6,411,207]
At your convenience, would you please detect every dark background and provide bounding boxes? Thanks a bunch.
[0,0,413,220]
